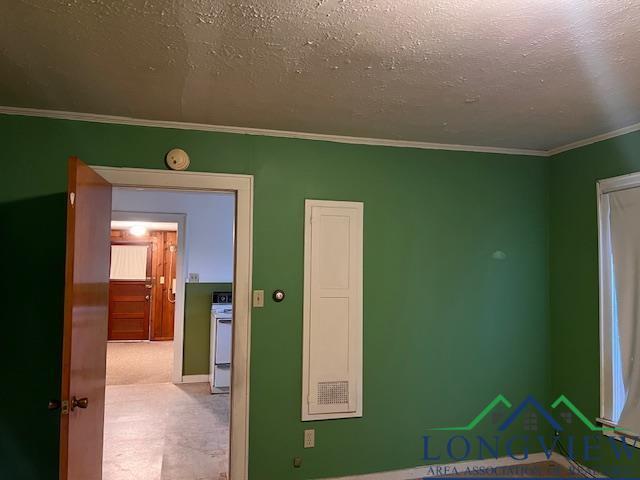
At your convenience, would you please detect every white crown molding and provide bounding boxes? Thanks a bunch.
[3,105,638,158]
[548,122,640,156]
[0,105,547,157]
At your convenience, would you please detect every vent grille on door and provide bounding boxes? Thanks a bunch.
[317,381,349,405]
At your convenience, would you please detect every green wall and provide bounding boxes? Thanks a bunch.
[184,282,232,375]
[550,131,640,475]
[0,114,551,479]
[0,192,66,480]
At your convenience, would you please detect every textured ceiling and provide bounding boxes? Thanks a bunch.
[1,0,639,151]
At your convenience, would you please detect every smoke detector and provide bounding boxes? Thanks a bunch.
[165,148,190,171]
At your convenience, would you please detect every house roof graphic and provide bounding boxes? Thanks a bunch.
[430,394,512,431]
[498,395,562,432]
[551,394,611,432]
[429,394,609,433]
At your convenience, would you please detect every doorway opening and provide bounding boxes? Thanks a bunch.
[103,187,236,480]
[61,162,252,480]
[107,219,178,386]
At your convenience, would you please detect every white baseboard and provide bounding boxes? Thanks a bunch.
[317,452,608,480]
[180,374,209,384]
[550,452,607,478]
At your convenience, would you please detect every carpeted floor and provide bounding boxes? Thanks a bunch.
[106,341,174,385]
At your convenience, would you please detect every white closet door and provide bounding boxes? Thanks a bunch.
[302,199,363,421]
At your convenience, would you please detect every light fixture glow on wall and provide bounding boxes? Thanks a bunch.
[129,224,147,237]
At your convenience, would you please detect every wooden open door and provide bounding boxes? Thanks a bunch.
[60,157,112,480]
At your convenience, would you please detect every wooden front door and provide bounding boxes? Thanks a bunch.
[60,157,112,480]
[110,229,176,341]
[108,243,152,340]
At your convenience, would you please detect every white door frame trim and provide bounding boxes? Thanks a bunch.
[92,166,253,480]
[111,210,187,384]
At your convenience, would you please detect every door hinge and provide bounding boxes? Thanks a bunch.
[61,400,70,415]
[69,192,75,206]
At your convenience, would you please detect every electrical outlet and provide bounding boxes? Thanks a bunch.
[188,273,199,283]
[253,290,264,308]
[304,429,315,448]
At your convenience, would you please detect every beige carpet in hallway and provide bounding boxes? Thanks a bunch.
[106,341,174,385]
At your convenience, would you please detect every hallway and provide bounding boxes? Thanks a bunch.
[106,341,174,386]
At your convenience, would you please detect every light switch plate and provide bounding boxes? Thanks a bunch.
[253,290,264,308]
[188,273,200,283]
[304,429,315,448]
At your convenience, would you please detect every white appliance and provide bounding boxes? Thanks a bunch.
[210,292,232,393]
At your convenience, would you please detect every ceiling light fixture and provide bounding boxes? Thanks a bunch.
[129,224,147,237]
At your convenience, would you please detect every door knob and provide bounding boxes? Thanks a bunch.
[145,295,150,300]
[71,396,89,411]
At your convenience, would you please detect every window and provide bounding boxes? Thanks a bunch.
[523,412,538,432]
[598,173,640,438]
[110,245,148,280]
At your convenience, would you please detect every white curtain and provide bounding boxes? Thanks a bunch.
[110,245,148,280]
[609,186,640,432]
